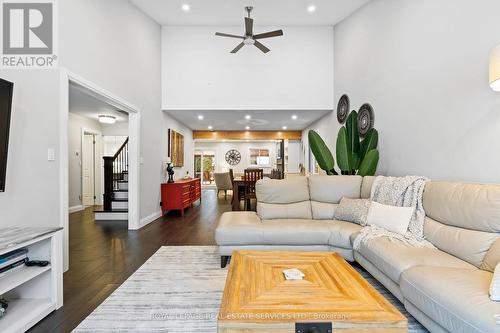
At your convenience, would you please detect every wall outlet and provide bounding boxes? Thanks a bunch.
[47,148,56,161]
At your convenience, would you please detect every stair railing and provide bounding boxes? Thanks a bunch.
[103,137,129,211]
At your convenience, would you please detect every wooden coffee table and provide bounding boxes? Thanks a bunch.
[218,251,407,333]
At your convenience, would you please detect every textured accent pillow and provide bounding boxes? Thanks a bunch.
[366,202,413,234]
[334,198,371,225]
[481,238,500,272]
[490,262,500,301]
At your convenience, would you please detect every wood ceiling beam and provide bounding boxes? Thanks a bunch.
[193,131,302,141]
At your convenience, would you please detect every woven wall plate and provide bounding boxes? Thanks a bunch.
[337,94,350,124]
[358,103,375,137]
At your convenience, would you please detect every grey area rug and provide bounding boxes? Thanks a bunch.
[74,246,428,332]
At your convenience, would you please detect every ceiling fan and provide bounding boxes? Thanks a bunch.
[215,6,283,54]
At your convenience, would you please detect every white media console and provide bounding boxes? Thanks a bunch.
[0,228,63,332]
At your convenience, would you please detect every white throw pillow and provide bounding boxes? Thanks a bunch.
[490,262,500,301]
[366,201,413,235]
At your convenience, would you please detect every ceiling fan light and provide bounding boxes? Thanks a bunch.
[244,37,255,45]
[98,115,116,124]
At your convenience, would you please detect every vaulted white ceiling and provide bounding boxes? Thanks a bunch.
[130,0,371,26]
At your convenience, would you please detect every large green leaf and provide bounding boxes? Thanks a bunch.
[358,149,379,176]
[346,111,360,170]
[308,130,335,175]
[359,129,379,162]
[336,127,352,172]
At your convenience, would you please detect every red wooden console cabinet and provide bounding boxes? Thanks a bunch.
[161,178,201,217]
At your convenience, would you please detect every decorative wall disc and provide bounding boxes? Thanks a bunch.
[358,103,375,137]
[337,94,350,124]
[225,149,241,166]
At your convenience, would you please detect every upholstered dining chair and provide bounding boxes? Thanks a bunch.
[214,172,233,198]
[244,168,263,211]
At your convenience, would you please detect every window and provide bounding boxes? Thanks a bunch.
[249,148,270,167]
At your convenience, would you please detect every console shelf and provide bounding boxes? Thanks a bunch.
[0,228,62,332]
[0,265,51,295]
[0,298,55,332]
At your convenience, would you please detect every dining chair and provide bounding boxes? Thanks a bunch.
[271,169,283,179]
[214,172,232,198]
[244,168,263,211]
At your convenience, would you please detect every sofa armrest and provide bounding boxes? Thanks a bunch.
[215,212,264,246]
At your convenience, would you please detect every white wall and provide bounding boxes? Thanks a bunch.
[307,0,500,183]
[302,111,339,174]
[101,122,128,136]
[162,26,334,110]
[287,140,301,173]
[0,1,170,270]
[194,141,277,175]
[0,71,60,226]
[103,136,127,157]
[59,0,165,222]
[162,112,194,182]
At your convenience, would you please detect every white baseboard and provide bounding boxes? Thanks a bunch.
[139,210,162,228]
[69,205,84,213]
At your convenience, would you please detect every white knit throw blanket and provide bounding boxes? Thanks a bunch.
[353,176,435,250]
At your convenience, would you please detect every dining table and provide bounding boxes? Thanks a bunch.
[231,177,247,211]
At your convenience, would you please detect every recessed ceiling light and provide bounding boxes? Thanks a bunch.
[245,126,250,130]
[197,115,204,120]
[282,126,288,130]
[98,115,116,124]
[245,115,251,120]
[208,125,213,130]
[307,5,316,13]
[181,3,190,12]
[291,115,298,120]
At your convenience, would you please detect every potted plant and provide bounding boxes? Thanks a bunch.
[309,111,379,176]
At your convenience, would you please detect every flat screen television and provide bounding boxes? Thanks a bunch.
[0,78,13,192]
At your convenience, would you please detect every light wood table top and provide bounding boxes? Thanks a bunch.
[218,251,407,333]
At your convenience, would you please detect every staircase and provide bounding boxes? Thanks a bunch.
[94,138,129,221]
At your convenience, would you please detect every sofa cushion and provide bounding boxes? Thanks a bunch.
[256,177,312,220]
[481,238,500,272]
[215,212,264,245]
[401,266,499,333]
[361,176,375,199]
[366,202,413,234]
[327,220,363,249]
[308,175,362,203]
[256,177,310,204]
[356,236,475,283]
[423,181,500,233]
[257,201,312,220]
[261,219,333,245]
[311,201,338,220]
[424,217,498,268]
[334,198,370,225]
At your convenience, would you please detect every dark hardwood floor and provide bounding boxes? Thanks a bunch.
[29,188,231,333]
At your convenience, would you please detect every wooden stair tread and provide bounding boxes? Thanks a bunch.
[93,209,128,213]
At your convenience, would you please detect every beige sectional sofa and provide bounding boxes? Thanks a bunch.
[215,175,500,333]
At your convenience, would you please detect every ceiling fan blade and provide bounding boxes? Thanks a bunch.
[245,17,253,36]
[253,30,284,40]
[215,32,244,39]
[254,41,270,53]
[230,42,245,53]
